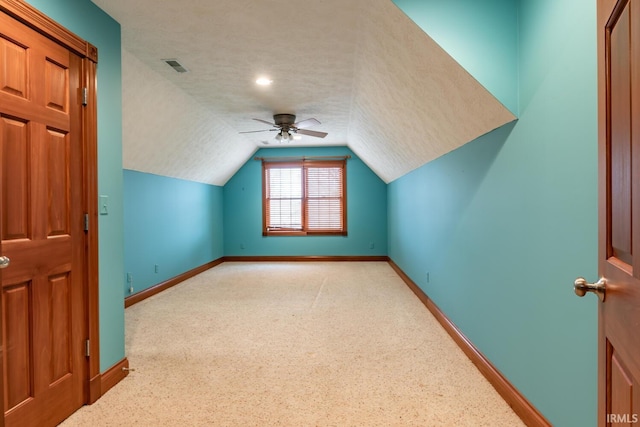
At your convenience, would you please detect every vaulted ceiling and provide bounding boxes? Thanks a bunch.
[91,0,515,185]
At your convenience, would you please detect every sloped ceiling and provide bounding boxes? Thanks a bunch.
[92,0,515,185]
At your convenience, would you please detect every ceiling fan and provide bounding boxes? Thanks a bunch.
[240,114,328,143]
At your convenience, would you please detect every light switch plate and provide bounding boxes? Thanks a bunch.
[99,195,108,215]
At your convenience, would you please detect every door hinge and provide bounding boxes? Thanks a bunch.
[85,339,90,357]
[82,87,88,106]
[84,213,89,231]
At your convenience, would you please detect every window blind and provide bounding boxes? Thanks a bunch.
[265,167,303,231]
[305,166,343,231]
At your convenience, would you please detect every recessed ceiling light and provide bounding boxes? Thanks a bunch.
[256,77,273,86]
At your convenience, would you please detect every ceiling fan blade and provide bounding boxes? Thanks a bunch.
[252,118,277,126]
[293,118,320,129]
[296,129,328,138]
[239,129,275,134]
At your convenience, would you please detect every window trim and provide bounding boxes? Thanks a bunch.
[262,159,347,236]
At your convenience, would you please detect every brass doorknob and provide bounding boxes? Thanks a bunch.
[574,277,606,302]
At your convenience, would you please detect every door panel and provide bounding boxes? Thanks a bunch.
[2,282,31,411]
[50,273,72,382]
[47,129,70,236]
[0,117,28,241]
[0,7,85,427]
[609,1,632,265]
[44,59,68,113]
[598,0,640,425]
[609,347,635,423]
[0,36,27,99]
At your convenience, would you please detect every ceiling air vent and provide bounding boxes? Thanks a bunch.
[163,59,188,73]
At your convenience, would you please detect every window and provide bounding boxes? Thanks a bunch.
[262,159,347,235]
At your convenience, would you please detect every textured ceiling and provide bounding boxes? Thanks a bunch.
[91,0,515,185]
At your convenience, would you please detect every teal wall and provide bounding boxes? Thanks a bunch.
[393,0,519,115]
[24,0,125,372]
[388,0,598,426]
[123,170,224,295]
[224,146,387,256]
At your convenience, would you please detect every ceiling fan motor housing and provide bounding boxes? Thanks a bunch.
[273,114,296,128]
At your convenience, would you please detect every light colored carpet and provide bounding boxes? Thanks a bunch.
[61,262,525,426]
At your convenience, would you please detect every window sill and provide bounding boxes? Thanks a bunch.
[263,231,348,237]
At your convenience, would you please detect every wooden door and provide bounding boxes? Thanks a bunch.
[596,0,640,425]
[0,8,87,427]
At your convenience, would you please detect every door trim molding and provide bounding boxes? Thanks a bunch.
[0,0,97,62]
[82,55,101,405]
[387,259,552,427]
[0,0,101,408]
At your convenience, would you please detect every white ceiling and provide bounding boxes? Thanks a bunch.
[91,0,515,185]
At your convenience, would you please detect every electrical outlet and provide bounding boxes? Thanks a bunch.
[154,264,159,273]
[369,242,374,249]
[426,272,430,283]
[127,272,132,283]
